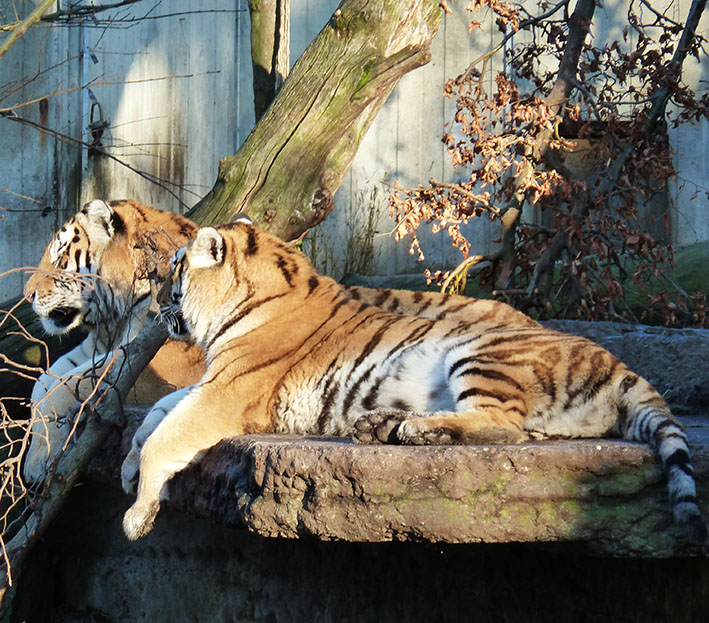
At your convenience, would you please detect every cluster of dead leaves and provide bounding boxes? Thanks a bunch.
[389,0,709,327]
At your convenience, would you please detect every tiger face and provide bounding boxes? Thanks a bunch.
[26,199,199,339]
[24,200,119,334]
[158,223,286,350]
[157,246,190,340]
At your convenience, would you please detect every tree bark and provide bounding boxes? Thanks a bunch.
[248,0,290,120]
[187,0,443,240]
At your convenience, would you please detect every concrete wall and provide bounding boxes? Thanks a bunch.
[1,0,708,302]
[77,0,252,211]
[11,482,709,623]
[0,0,83,302]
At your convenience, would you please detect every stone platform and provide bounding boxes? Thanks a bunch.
[93,413,709,559]
[87,320,709,559]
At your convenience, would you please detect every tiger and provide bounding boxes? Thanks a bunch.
[121,221,706,543]
[25,200,538,487]
[22,199,205,483]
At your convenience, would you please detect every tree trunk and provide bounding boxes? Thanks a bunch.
[248,0,290,120]
[495,0,596,292]
[187,0,443,240]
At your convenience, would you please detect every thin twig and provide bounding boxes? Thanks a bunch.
[0,0,55,62]
[462,0,573,82]
[40,0,144,22]
[0,112,194,208]
[0,71,219,114]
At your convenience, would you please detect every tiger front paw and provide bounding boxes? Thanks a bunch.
[122,500,160,541]
[394,418,455,445]
[352,409,410,444]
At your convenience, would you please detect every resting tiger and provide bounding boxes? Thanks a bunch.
[24,199,536,485]
[122,221,706,542]
[23,199,205,483]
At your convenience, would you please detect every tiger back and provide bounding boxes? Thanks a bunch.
[122,223,705,543]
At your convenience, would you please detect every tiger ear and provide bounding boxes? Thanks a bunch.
[77,200,115,247]
[188,227,225,268]
[229,213,252,225]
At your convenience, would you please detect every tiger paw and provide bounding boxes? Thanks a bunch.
[122,500,160,541]
[395,418,455,445]
[396,418,528,445]
[352,409,410,444]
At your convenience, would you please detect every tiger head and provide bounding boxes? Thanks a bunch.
[24,200,124,335]
[25,199,197,337]
[158,218,309,349]
[156,245,191,341]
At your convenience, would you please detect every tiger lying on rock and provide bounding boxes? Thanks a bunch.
[121,220,706,542]
[24,199,535,484]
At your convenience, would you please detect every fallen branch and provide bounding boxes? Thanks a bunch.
[0,317,168,613]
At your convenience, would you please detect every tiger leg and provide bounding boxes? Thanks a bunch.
[30,335,101,408]
[354,408,528,445]
[121,386,193,494]
[24,357,112,484]
[123,394,244,540]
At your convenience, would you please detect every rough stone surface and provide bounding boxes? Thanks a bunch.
[163,427,707,558]
[85,320,709,559]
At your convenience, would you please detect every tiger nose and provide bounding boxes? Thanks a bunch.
[23,280,37,304]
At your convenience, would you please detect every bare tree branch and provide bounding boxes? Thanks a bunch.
[526,0,707,296]
[0,318,168,609]
[40,0,144,22]
[496,0,596,291]
[0,0,55,62]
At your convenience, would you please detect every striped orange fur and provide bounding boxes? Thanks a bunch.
[120,222,705,542]
[26,200,538,488]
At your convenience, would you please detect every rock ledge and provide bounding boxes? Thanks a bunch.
[159,423,709,558]
[90,321,709,558]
